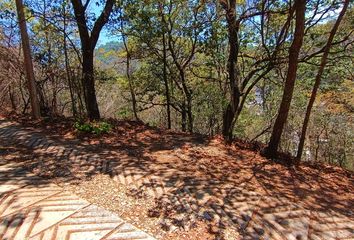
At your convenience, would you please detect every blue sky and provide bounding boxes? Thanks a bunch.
[89,1,117,46]
[89,1,343,47]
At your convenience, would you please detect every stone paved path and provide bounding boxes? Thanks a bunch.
[0,119,353,240]
[0,128,155,239]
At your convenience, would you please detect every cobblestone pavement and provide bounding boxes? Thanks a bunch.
[0,120,353,240]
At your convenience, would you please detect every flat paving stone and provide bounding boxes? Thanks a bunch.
[30,205,124,240]
[0,122,156,240]
[0,183,62,217]
[0,175,44,194]
[0,192,90,240]
[104,222,155,240]
[0,162,40,192]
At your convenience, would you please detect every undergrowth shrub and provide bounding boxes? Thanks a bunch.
[74,121,112,134]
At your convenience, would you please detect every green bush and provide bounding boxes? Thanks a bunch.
[74,121,112,134]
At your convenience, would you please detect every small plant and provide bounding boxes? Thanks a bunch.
[91,121,112,134]
[74,121,112,134]
[116,107,133,120]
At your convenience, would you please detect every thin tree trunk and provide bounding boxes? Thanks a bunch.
[52,86,58,116]
[264,0,306,158]
[121,26,138,121]
[8,86,16,111]
[72,68,85,116]
[126,50,139,120]
[64,35,77,117]
[19,71,28,112]
[63,2,77,117]
[296,0,349,161]
[186,94,193,133]
[15,0,40,119]
[181,102,187,132]
[179,71,193,133]
[159,3,172,129]
[162,32,171,129]
[166,3,196,133]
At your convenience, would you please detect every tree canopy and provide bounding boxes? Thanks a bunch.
[0,0,353,169]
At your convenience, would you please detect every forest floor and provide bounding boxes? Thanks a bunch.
[0,114,353,240]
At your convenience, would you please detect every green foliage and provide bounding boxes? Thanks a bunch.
[1,0,353,169]
[116,107,133,120]
[74,121,112,135]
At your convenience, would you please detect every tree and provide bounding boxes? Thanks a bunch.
[71,0,115,120]
[220,0,294,141]
[15,0,41,119]
[159,1,171,129]
[220,0,239,141]
[264,0,306,158]
[165,0,206,132]
[121,24,139,121]
[296,0,350,161]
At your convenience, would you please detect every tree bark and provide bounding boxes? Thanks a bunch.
[166,2,196,133]
[159,3,172,129]
[71,0,114,120]
[162,32,171,129]
[222,0,240,142]
[8,86,17,111]
[220,0,294,142]
[63,1,77,117]
[264,0,306,158]
[296,0,349,161]
[15,0,41,119]
[186,94,193,133]
[179,70,193,133]
[181,102,187,132]
[122,33,139,121]
[81,49,100,119]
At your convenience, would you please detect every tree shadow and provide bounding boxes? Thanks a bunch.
[0,118,353,240]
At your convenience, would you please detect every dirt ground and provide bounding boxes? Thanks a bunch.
[1,114,353,239]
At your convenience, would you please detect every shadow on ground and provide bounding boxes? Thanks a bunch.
[0,119,353,239]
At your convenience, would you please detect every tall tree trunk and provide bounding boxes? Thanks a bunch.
[63,2,77,117]
[71,0,114,120]
[181,102,187,132]
[124,44,139,120]
[8,86,16,111]
[166,2,196,133]
[186,94,193,133]
[179,70,193,133]
[264,0,306,158]
[126,53,139,121]
[73,68,86,116]
[222,92,240,142]
[159,3,172,129]
[82,49,100,120]
[15,0,40,119]
[63,32,77,117]
[162,32,171,129]
[296,0,349,161]
[222,0,240,142]
[121,23,138,121]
